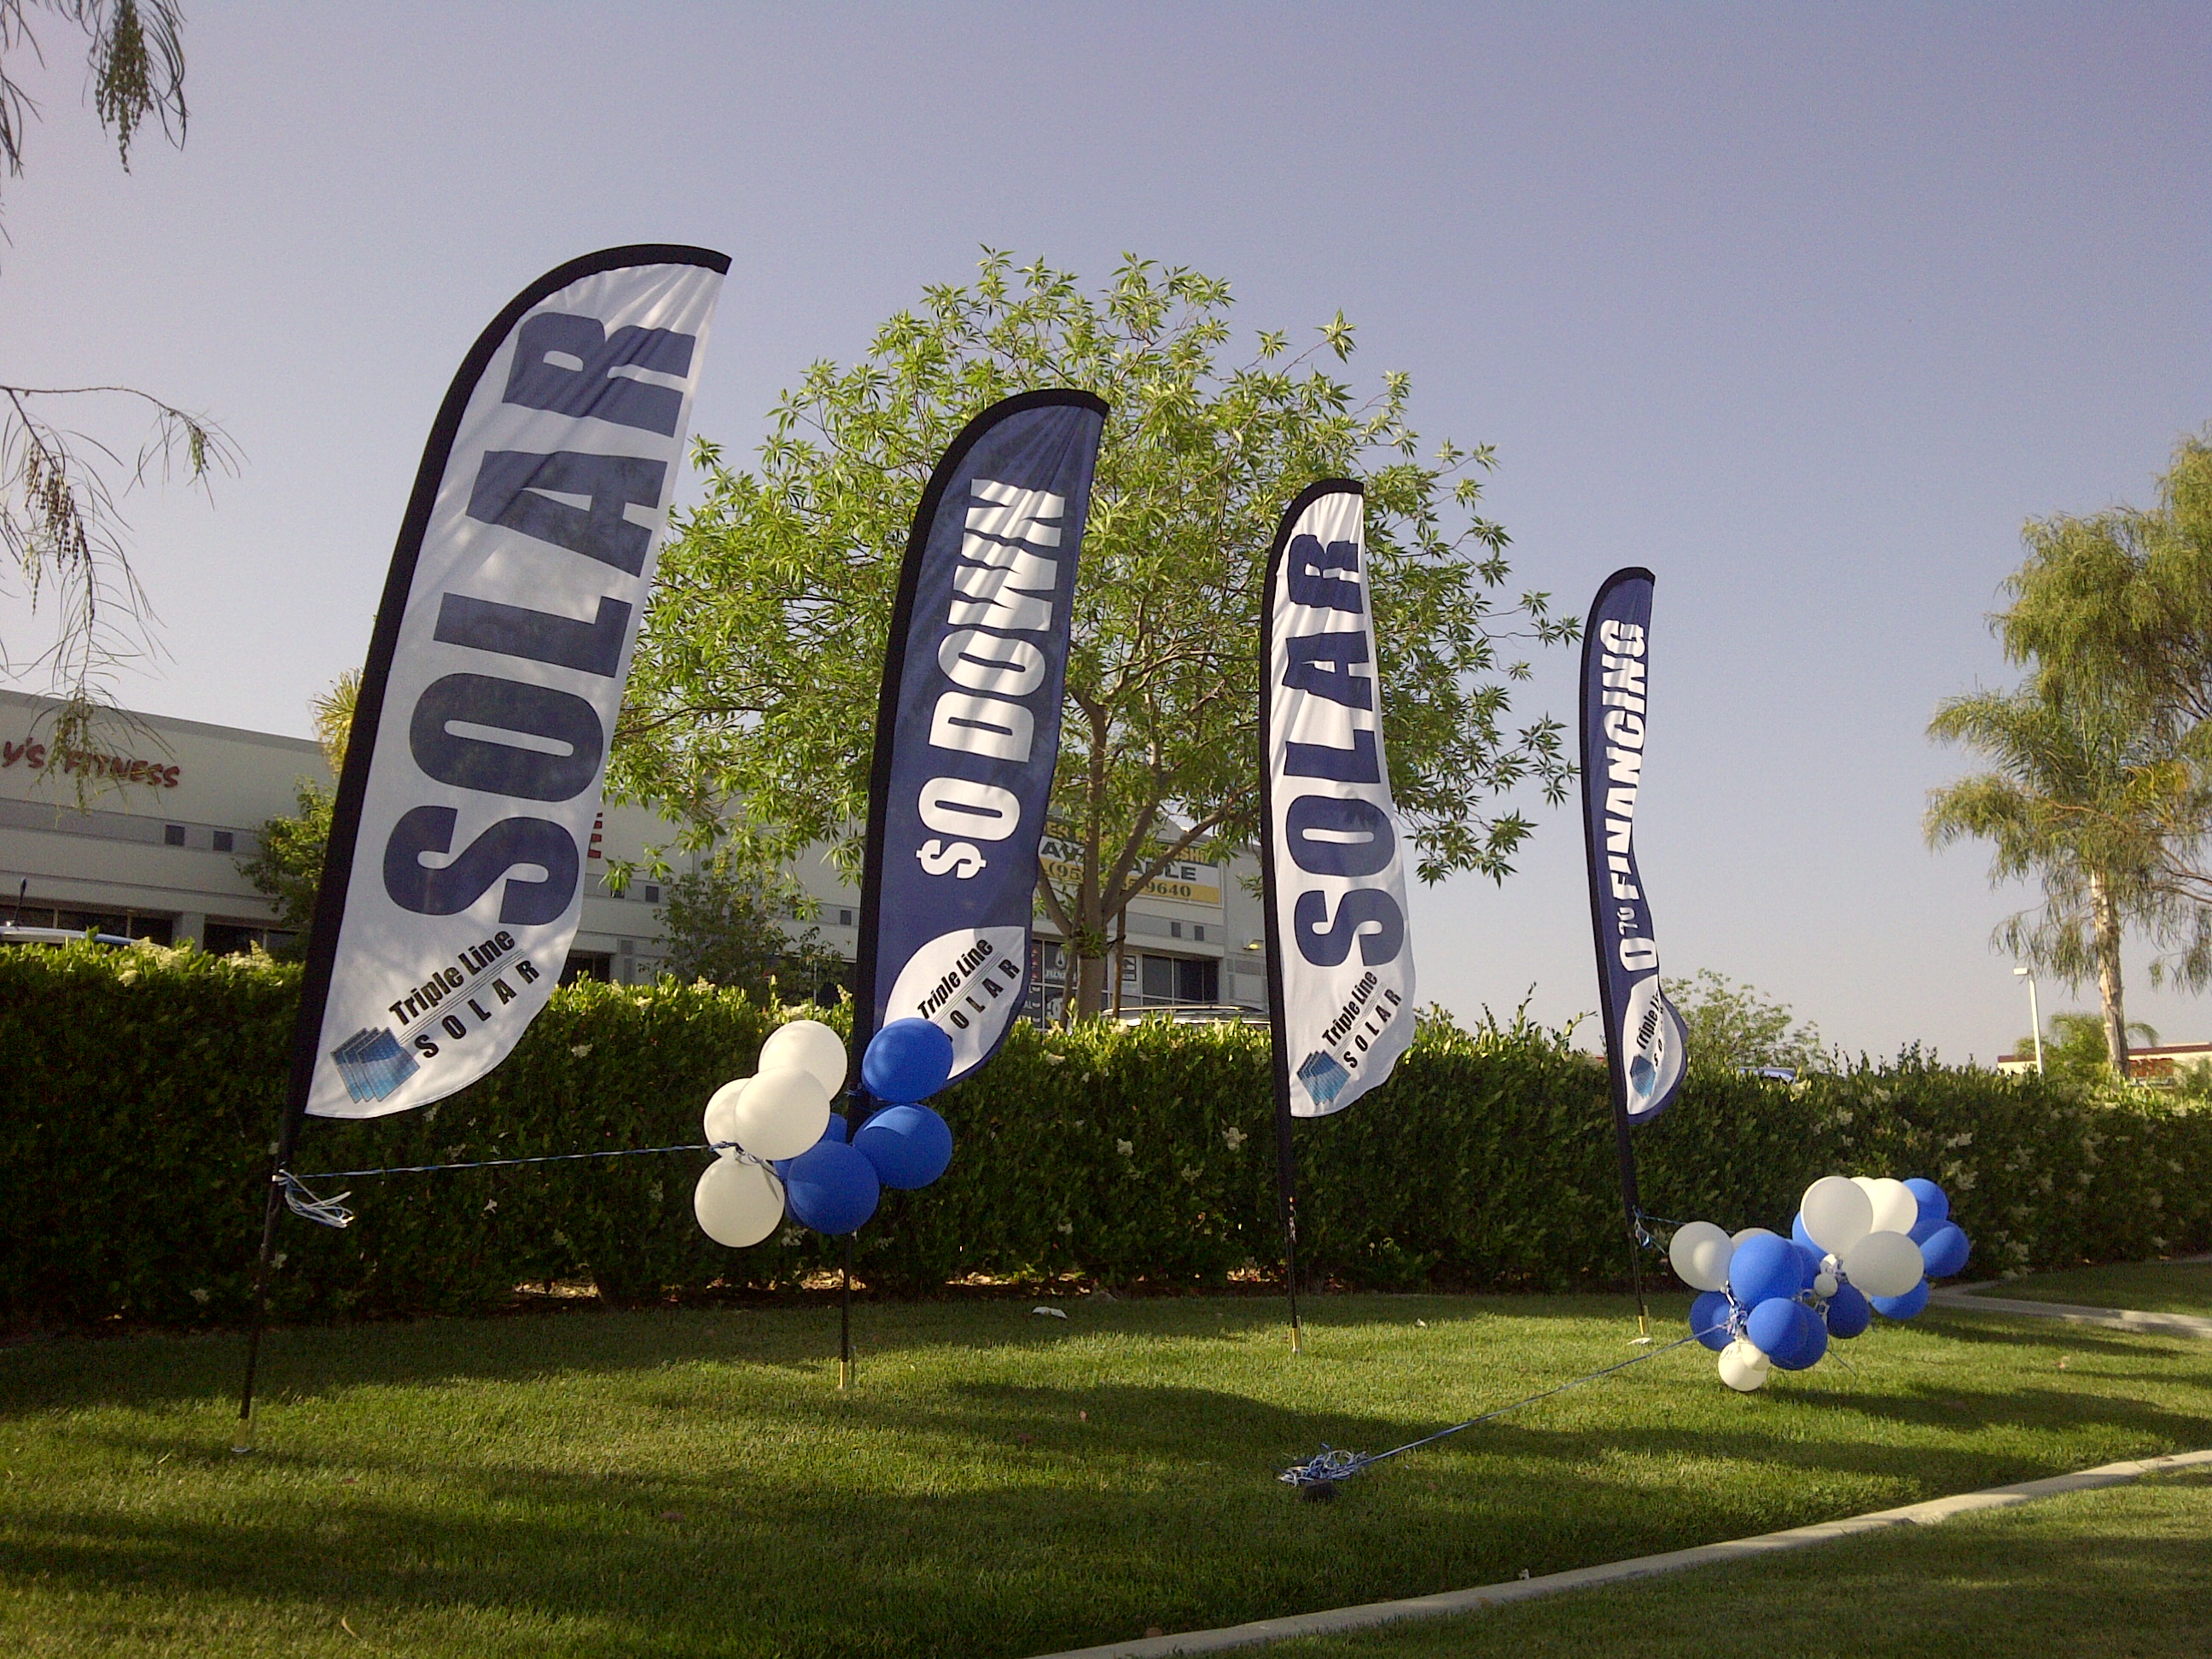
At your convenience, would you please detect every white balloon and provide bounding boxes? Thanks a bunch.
[1799,1175,1874,1254]
[703,1078,749,1153]
[1731,1226,1778,1249]
[732,1064,832,1160]
[759,1019,849,1097]
[1843,1229,1924,1298]
[1813,1272,1839,1299]
[1668,1220,1736,1292]
[693,1157,784,1248]
[1718,1340,1771,1392]
[1861,1178,1918,1237]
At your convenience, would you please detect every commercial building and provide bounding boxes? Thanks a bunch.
[1,690,1267,1018]
[2,690,696,982]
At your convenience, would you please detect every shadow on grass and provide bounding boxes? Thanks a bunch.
[12,1394,2180,1659]
[0,1294,1632,1417]
[6,1299,2211,1659]
[1283,1476,2212,1658]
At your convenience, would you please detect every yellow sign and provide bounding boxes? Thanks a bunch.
[1039,854,1221,907]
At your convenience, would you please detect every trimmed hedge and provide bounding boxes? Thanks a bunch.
[4,942,2209,1330]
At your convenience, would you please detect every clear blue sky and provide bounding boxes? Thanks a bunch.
[3,3,2206,1059]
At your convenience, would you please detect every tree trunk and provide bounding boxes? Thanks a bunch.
[1073,950,1109,1022]
[2090,870,2130,1080]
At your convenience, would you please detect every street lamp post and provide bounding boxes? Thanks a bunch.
[2014,966,2044,1075]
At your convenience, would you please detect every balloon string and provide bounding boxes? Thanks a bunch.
[275,1142,724,1231]
[1279,1325,1722,1488]
[292,1142,713,1182]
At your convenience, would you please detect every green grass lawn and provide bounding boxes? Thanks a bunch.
[3,1293,2209,1658]
[1272,1466,2212,1659]
[1970,1260,2212,1316]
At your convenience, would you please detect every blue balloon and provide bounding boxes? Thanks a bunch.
[1907,1210,1947,1245]
[1822,1283,1876,1336]
[1749,1298,1825,1369]
[1919,1223,1971,1279]
[1791,1213,1819,1254]
[863,1018,955,1103]
[1787,1309,1822,1380]
[1903,1178,1949,1225]
[771,1113,847,1179]
[1870,1278,1930,1320]
[783,1138,880,1235]
[1729,1234,1805,1307]
[1792,1238,1826,1287]
[1825,1281,1871,1338]
[1745,1296,1802,1359]
[854,1103,954,1190]
[1782,1308,1829,1371]
[1691,1289,1735,1351]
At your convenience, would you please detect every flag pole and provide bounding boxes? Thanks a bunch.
[1258,491,1299,1357]
[1579,568,1674,1339]
[1612,1087,1650,1337]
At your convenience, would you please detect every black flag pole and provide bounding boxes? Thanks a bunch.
[232,266,462,1448]
[233,246,731,1443]
[1256,481,1355,1356]
[1578,567,1688,1340]
[841,388,1109,1389]
[1259,494,1299,1354]
[1580,574,1645,1337]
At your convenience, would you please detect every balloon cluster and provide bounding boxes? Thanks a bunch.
[1668,1175,1973,1392]
[691,1017,958,1248]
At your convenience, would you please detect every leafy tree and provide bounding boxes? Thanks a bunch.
[3,2,232,784]
[237,782,328,955]
[2016,1010,2158,1086]
[1991,428,2212,978]
[1930,434,2212,1080]
[656,865,848,1004]
[1672,969,1829,1073]
[1,1,185,184]
[1925,679,2193,1078]
[237,673,352,957]
[616,252,1577,1016]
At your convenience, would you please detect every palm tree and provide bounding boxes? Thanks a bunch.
[1927,680,2197,1079]
[1990,432,2212,989]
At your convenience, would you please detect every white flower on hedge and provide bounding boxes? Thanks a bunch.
[1057,1220,1074,1235]
[1223,1127,1246,1150]
[1115,1139,1134,1157]
[190,1288,209,1304]
[570,1044,593,1057]
[1179,1165,1202,1184]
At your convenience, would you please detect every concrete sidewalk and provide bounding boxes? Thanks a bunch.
[1930,1281,2212,1340]
[1028,1448,2212,1659]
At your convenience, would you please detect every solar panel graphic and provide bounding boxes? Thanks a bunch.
[331,1027,417,1103]
[1295,1049,1353,1111]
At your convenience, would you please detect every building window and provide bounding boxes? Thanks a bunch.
[212,830,234,853]
[560,951,613,985]
[643,883,661,905]
[1169,920,1184,939]
[838,907,853,927]
[1178,957,1220,1003]
[1141,954,1173,1001]
[203,919,282,954]
[163,824,185,847]
[1193,924,1206,943]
